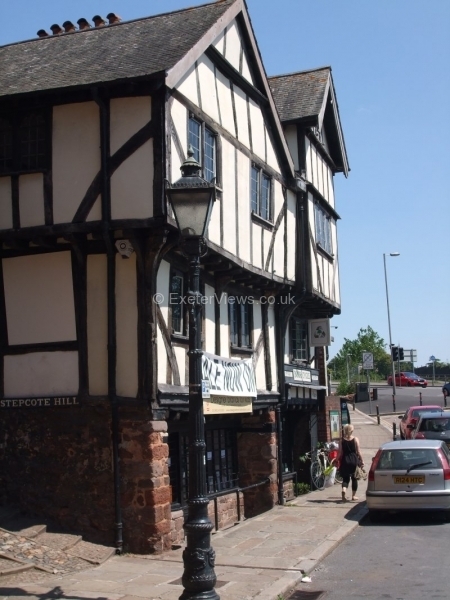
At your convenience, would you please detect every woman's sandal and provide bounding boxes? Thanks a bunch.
[352,496,359,501]
[341,492,347,502]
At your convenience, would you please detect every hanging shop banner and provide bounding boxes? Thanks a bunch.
[201,352,256,414]
[202,353,257,397]
[308,318,331,347]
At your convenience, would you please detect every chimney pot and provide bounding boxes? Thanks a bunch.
[50,24,64,35]
[106,12,122,24]
[62,20,77,32]
[92,15,106,27]
[77,18,91,29]
[37,29,49,38]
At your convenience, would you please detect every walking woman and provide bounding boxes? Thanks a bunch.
[338,424,364,502]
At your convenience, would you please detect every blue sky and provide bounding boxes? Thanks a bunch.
[2,1,449,367]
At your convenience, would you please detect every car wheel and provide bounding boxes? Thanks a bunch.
[407,382,412,387]
[422,385,427,388]
[368,510,383,523]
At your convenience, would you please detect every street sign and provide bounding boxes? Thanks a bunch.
[362,352,374,370]
[402,349,417,362]
[430,355,436,362]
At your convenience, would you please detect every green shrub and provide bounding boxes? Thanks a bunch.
[336,380,355,396]
[294,482,310,495]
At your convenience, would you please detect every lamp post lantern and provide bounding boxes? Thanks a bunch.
[166,147,218,600]
[383,252,400,396]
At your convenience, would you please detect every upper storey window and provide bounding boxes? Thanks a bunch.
[251,164,271,222]
[0,111,48,175]
[314,203,333,256]
[188,117,216,183]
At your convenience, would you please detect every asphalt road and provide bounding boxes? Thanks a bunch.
[352,384,448,417]
[289,512,450,599]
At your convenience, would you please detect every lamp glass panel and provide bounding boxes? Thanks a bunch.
[169,189,212,237]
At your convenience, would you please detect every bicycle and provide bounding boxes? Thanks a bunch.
[302,442,343,490]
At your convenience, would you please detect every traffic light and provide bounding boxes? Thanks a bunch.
[391,346,399,361]
[399,347,404,360]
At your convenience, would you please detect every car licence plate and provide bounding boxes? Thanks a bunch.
[393,475,425,484]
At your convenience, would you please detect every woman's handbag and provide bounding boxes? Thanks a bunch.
[355,465,367,480]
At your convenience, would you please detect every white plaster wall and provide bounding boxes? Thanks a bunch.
[111,140,154,219]
[156,260,170,384]
[0,177,12,230]
[53,102,100,224]
[212,29,225,55]
[4,351,79,397]
[176,63,199,107]
[197,56,220,124]
[3,252,76,345]
[110,97,151,155]
[251,223,262,270]
[204,284,215,354]
[233,86,250,148]
[19,174,45,227]
[219,294,229,358]
[262,228,272,273]
[311,145,318,192]
[236,154,250,263]
[220,140,237,255]
[273,218,284,278]
[174,345,186,386]
[241,53,254,84]
[284,125,299,171]
[208,195,221,247]
[265,128,280,171]
[115,254,138,397]
[328,169,335,208]
[268,305,278,389]
[87,254,108,395]
[216,71,236,137]
[252,302,266,390]
[248,98,264,160]
[170,98,188,181]
[224,21,242,73]
[305,137,311,182]
[286,191,296,281]
[284,323,290,364]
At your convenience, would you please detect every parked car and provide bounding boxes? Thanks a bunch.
[366,440,450,521]
[387,372,428,388]
[398,405,443,439]
[443,383,450,398]
[412,412,450,446]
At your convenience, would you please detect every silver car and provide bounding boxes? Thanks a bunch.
[366,440,450,521]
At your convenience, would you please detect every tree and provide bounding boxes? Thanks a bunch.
[328,326,391,381]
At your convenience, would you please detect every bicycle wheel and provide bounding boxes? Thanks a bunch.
[334,468,343,484]
[310,459,325,490]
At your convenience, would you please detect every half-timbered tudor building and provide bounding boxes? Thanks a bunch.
[0,0,348,553]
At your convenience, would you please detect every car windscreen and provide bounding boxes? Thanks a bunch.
[412,408,442,418]
[404,373,419,379]
[420,418,450,432]
[377,449,440,470]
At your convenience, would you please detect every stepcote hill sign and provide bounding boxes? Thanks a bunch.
[0,396,79,409]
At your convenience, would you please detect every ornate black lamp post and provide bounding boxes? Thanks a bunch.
[166,148,219,600]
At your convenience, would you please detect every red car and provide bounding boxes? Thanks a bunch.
[388,372,428,388]
[398,405,443,439]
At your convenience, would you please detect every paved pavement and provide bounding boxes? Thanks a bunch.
[0,409,391,600]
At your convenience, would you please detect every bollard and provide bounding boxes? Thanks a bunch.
[392,394,396,413]
[393,422,397,440]
[419,392,422,406]
[376,405,380,425]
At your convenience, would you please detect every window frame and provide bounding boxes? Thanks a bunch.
[0,108,50,175]
[250,163,272,222]
[229,296,253,351]
[314,202,333,256]
[188,115,218,184]
[290,317,308,362]
[169,268,188,338]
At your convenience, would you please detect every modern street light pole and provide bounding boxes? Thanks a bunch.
[383,252,400,396]
[166,148,219,600]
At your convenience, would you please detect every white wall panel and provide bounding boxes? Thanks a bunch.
[305,137,312,182]
[236,153,250,262]
[286,191,296,281]
[19,174,44,227]
[219,294,229,358]
[53,102,100,224]
[268,306,278,389]
[197,56,220,124]
[328,169,335,208]
[248,98,265,161]
[311,146,318,191]
[212,29,225,55]
[252,302,266,390]
[219,140,236,255]
[110,97,151,155]
[157,260,170,383]
[216,71,236,137]
[4,351,79,397]
[204,284,216,354]
[0,177,12,229]
[170,98,187,181]
[87,254,108,396]
[224,21,242,73]
[251,223,262,269]
[233,87,250,148]
[174,345,186,386]
[284,125,299,170]
[176,63,199,107]
[273,218,284,277]
[115,254,138,397]
[241,53,254,84]
[3,252,76,345]
[208,195,221,247]
[265,127,280,171]
[111,140,153,219]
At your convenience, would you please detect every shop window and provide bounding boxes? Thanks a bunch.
[229,298,252,349]
[291,317,308,362]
